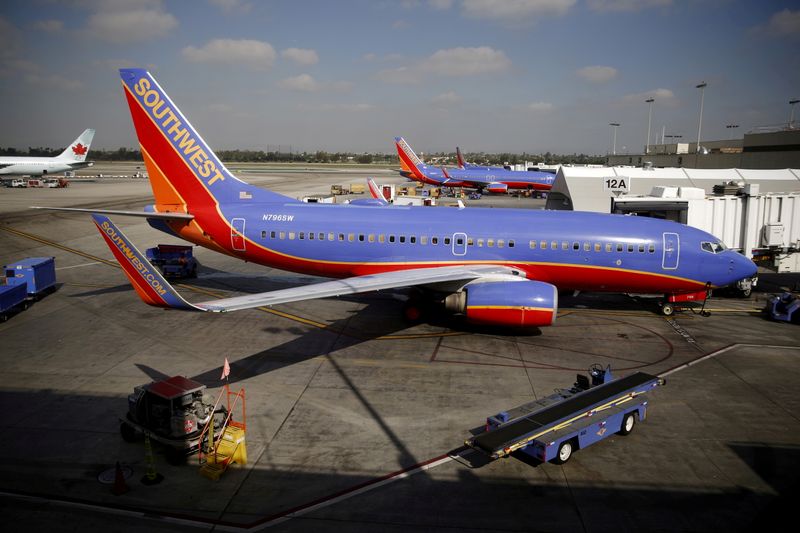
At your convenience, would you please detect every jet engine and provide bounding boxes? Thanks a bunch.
[444,280,558,327]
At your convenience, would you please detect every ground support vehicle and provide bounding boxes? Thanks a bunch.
[766,292,800,324]
[119,376,228,465]
[145,244,197,278]
[466,366,664,464]
[3,257,56,299]
[0,283,28,322]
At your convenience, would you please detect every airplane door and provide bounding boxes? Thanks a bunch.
[452,232,467,256]
[231,218,246,252]
[662,232,679,270]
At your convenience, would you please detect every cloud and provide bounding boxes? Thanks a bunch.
[88,6,177,43]
[461,0,576,22]
[622,88,676,106]
[376,46,510,84]
[432,91,462,104]
[209,0,253,13]
[297,103,374,112]
[375,66,419,84]
[527,101,554,112]
[760,9,800,37]
[277,73,319,92]
[183,39,276,69]
[429,0,454,9]
[281,47,319,66]
[587,0,671,12]
[0,17,21,59]
[420,46,511,76]
[32,19,63,32]
[392,19,409,29]
[277,74,352,93]
[576,65,618,83]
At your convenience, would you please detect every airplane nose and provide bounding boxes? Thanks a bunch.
[732,252,757,280]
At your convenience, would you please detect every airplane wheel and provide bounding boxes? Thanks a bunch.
[618,412,636,436]
[661,303,674,316]
[738,287,752,298]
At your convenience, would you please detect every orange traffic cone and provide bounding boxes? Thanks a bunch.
[111,461,130,495]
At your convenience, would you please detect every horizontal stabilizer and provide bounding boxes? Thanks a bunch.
[92,214,200,310]
[32,206,194,220]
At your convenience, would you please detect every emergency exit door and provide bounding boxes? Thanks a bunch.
[662,232,679,270]
[231,218,246,252]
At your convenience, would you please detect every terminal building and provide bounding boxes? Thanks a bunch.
[545,166,800,273]
[606,129,800,170]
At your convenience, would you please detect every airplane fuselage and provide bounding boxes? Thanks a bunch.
[0,157,91,176]
[159,200,753,295]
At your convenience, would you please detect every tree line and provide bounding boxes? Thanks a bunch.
[0,146,605,165]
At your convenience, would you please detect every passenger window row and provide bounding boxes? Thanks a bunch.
[528,240,655,254]
[259,230,516,248]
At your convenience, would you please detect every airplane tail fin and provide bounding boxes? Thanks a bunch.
[456,146,466,169]
[92,214,200,310]
[394,136,430,182]
[57,128,95,161]
[367,178,389,205]
[118,68,293,212]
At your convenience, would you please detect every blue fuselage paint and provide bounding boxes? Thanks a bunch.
[190,200,757,293]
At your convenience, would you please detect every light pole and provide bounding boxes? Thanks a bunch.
[609,122,620,155]
[790,99,800,128]
[725,123,739,139]
[696,81,707,152]
[645,97,654,154]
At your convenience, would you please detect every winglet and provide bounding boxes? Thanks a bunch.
[92,214,200,310]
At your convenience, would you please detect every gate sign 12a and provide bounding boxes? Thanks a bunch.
[604,176,630,194]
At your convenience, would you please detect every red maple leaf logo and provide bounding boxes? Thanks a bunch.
[72,143,88,156]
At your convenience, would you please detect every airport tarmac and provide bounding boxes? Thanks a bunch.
[1,166,799,532]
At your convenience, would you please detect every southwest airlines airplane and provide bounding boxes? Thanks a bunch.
[40,69,756,328]
[0,129,95,176]
[395,137,555,194]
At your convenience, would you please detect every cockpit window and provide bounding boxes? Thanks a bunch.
[701,241,727,254]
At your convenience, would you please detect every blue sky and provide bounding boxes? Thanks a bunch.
[0,0,798,155]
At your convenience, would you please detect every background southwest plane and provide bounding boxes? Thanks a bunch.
[395,136,555,194]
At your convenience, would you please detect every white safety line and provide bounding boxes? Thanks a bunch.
[56,261,101,270]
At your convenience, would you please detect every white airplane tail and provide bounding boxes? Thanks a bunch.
[57,128,95,161]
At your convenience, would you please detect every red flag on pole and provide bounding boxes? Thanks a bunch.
[221,357,230,380]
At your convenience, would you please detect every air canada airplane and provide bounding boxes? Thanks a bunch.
[0,129,95,176]
[395,137,555,194]
[38,69,757,328]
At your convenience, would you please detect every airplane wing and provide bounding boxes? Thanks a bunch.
[197,264,516,312]
[91,214,520,312]
[31,206,194,220]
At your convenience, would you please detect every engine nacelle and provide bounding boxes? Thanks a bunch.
[486,182,508,194]
[445,280,558,327]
